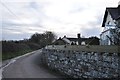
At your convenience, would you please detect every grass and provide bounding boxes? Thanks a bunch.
[0,53,2,62]
[2,49,32,61]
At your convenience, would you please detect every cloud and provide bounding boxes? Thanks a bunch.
[1,0,120,40]
[29,1,39,9]
[2,31,31,40]
[81,27,101,38]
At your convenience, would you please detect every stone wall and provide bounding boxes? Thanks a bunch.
[41,48,119,78]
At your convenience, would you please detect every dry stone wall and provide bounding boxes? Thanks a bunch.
[41,49,120,78]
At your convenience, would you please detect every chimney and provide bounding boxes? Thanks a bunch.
[77,33,81,39]
[63,35,66,38]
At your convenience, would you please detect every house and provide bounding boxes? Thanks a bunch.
[100,2,120,45]
[53,33,99,45]
[62,34,89,45]
[52,37,69,45]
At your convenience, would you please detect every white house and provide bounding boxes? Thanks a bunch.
[100,2,120,45]
[62,36,79,45]
[62,34,89,45]
[53,33,100,45]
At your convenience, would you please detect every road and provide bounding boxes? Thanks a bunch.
[2,49,66,78]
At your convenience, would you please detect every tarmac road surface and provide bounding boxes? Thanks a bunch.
[2,49,66,79]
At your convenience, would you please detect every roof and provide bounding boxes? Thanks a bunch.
[55,36,99,45]
[102,6,120,27]
[66,38,78,42]
[66,37,88,42]
[53,38,69,45]
[79,38,88,41]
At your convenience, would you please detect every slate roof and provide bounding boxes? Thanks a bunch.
[66,37,88,42]
[54,36,99,45]
[102,6,120,27]
[66,38,78,42]
[108,8,120,19]
[53,38,69,45]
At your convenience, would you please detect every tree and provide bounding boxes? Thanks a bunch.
[44,31,57,45]
[29,33,41,44]
[108,20,120,45]
[115,19,120,45]
[87,36,100,45]
[29,31,57,47]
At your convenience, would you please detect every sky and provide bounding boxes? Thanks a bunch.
[1,0,120,40]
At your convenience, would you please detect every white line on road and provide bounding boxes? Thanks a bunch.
[0,72,1,79]
[2,59,16,70]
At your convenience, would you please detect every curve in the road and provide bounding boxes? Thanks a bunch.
[2,50,66,78]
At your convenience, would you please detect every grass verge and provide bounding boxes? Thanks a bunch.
[2,49,32,61]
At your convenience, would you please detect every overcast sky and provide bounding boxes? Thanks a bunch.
[1,0,120,40]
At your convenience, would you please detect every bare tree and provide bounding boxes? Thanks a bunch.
[114,20,120,45]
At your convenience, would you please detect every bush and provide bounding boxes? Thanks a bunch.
[26,42,41,50]
[2,41,32,60]
[2,41,31,53]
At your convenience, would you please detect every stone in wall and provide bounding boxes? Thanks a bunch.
[41,49,119,78]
